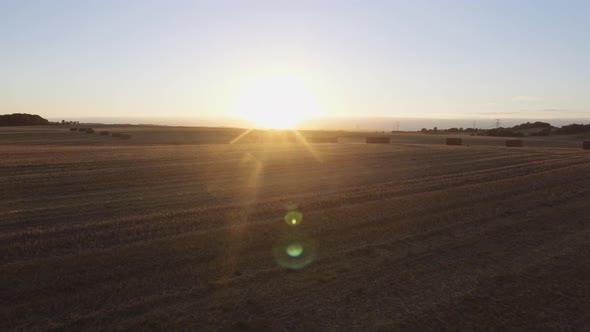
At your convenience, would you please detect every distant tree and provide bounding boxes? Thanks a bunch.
[0,113,50,126]
[530,128,551,136]
[486,128,524,137]
[555,123,590,135]
[512,121,552,130]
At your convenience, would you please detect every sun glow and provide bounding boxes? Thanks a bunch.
[232,73,322,129]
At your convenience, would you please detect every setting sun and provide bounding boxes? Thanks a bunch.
[232,73,322,129]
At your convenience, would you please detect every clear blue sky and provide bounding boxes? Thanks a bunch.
[1,0,589,125]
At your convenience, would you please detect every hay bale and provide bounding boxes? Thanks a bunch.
[99,131,110,136]
[446,138,462,146]
[366,137,390,144]
[506,139,524,147]
[111,132,122,138]
[85,128,94,134]
[69,128,77,131]
[583,141,590,150]
[78,128,87,132]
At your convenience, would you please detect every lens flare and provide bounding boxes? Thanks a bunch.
[286,243,303,257]
[273,230,316,270]
[284,210,303,226]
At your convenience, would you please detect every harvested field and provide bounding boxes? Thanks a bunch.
[366,136,390,144]
[506,139,524,147]
[306,136,339,143]
[1,126,589,330]
[445,137,462,145]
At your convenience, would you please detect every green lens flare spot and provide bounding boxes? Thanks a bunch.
[286,243,303,257]
[284,211,303,226]
[273,231,316,270]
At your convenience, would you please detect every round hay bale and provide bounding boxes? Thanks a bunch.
[506,139,524,147]
[366,137,390,144]
[583,141,590,150]
[445,137,462,146]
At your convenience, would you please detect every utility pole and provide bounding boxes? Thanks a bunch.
[396,121,400,132]
[495,119,501,129]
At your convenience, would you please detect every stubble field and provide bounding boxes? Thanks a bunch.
[1,126,589,331]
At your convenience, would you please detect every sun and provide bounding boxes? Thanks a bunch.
[232,73,321,129]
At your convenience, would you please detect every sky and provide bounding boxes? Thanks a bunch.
[1,0,589,129]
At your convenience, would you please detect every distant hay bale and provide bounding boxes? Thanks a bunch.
[366,137,390,144]
[111,132,122,138]
[506,139,524,147]
[307,137,338,143]
[583,141,590,150]
[69,128,77,131]
[99,131,110,136]
[78,128,87,132]
[446,137,462,146]
[85,128,94,134]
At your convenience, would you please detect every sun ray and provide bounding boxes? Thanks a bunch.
[218,151,264,280]
[230,128,254,144]
[293,130,323,163]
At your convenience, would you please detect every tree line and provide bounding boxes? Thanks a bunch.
[420,121,590,137]
[0,113,80,126]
